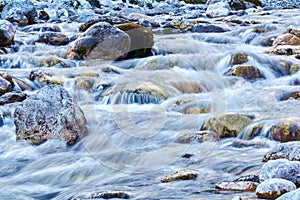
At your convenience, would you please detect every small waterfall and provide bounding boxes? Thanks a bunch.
[100,91,163,105]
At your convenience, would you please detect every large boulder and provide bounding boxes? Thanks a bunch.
[227,65,264,79]
[201,113,253,138]
[14,85,87,145]
[273,33,300,46]
[0,20,15,47]
[66,22,131,60]
[116,23,154,59]
[263,142,300,162]
[1,0,37,25]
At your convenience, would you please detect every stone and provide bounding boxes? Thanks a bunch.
[182,0,207,4]
[290,64,300,74]
[159,169,197,183]
[66,22,131,60]
[283,91,300,100]
[29,69,63,85]
[202,113,253,138]
[206,1,231,18]
[37,32,69,46]
[0,20,15,47]
[116,23,154,59]
[270,121,300,143]
[192,23,227,33]
[268,45,300,55]
[263,141,300,162]
[256,178,296,199]
[230,0,246,10]
[175,131,220,143]
[79,18,110,32]
[285,27,300,38]
[87,0,101,8]
[0,92,27,105]
[227,65,264,79]
[277,188,300,200]
[21,24,61,32]
[14,85,87,145]
[89,191,130,199]
[231,53,248,65]
[259,159,300,186]
[75,77,95,90]
[273,33,300,46]
[0,75,13,96]
[216,181,257,191]
[1,0,37,25]
[244,0,262,7]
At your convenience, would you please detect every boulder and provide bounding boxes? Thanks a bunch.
[37,32,69,46]
[263,141,300,162]
[227,65,264,79]
[260,159,300,186]
[229,0,246,10]
[66,22,131,60]
[21,24,61,32]
[1,0,37,25]
[201,113,253,138]
[273,33,300,46]
[268,45,300,55]
[159,169,197,183]
[270,121,300,143]
[277,188,300,200]
[14,85,87,145]
[175,131,220,143]
[206,1,231,18]
[0,20,15,47]
[230,53,248,65]
[256,178,296,199]
[116,23,154,59]
[216,181,257,191]
[286,27,300,38]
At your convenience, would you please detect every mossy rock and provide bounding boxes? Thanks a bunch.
[230,0,246,10]
[231,53,248,64]
[116,23,154,59]
[75,77,95,90]
[202,113,253,138]
[228,65,264,79]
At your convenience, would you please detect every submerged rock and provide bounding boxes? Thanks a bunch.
[192,23,228,33]
[14,85,87,145]
[66,22,131,60]
[0,92,27,105]
[202,113,253,138]
[256,178,296,199]
[216,181,257,191]
[37,32,69,46]
[227,65,264,79]
[0,75,13,96]
[277,188,300,200]
[260,159,300,186]
[263,141,300,162]
[175,130,220,143]
[282,91,300,100]
[159,169,197,183]
[116,23,154,59]
[0,20,15,47]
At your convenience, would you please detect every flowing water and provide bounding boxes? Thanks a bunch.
[0,8,300,200]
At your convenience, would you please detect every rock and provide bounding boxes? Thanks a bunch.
[283,91,300,100]
[75,77,95,90]
[0,20,15,47]
[270,121,300,143]
[116,23,154,59]
[290,64,300,74]
[273,33,300,46]
[29,69,63,85]
[256,178,296,199]
[230,0,246,10]
[1,0,37,25]
[66,22,131,60]
[184,107,211,114]
[14,85,87,145]
[263,141,300,162]
[89,191,130,199]
[0,92,27,105]
[244,0,262,7]
[37,32,69,46]
[170,81,203,94]
[175,131,220,143]
[231,53,248,65]
[259,159,300,186]
[79,17,112,32]
[206,1,231,18]
[235,174,260,183]
[38,10,50,21]
[286,27,300,38]
[216,181,257,191]
[202,113,253,138]
[0,74,13,96]
[277,188,300,200]
[159,169,197,183]
[192,23,227,33]
[227,65,264,79]
[182,0,207,4]
[268,45,300,55]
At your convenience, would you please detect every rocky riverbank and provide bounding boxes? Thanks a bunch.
[0,0,299,199]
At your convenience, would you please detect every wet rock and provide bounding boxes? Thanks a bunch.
[0,75,13,96]
[245,0,262,7]
[286,27,300,38]
[38,10,50,21]
[0,92,27,105]
[37,32,69,46]
[116,23,154,59]
[87,0,101,8]
[175,130,220,143]
[1,0,37,25]
[79,17,112,32]
[75,77,95,90]
[216,181,257,191]
[36,56,70,68]
[159,169,197,183]
[263,141,300,162]
[273,33,300,46]
[260,159,300,186]
[206,1,231,18]
[231,53,248,65]
[268,45,300,55]
[184,107,211,114]
[227,65,264,79]
[170,81,203,94]
[182,0,207,4]
[21,24,61,32]
[277,188,300,200]
[256,178,296,199]
[230,0,246,10]
[192,23,227,33]
[290,64,300,74]
[14,85,87,145]
[66,22,131,60]
[283,91,300,100]
[202,113,253,138]
[29,70,63,86]
[89,191,130,199]
[235,174,260,183]
[0,20,15,47]
[271,121,300,143]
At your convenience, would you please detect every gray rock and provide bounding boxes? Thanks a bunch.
[277,188,300,200]
[263,141,300,162]
[1,0,37,25]
[0,92,27,105]
[0,20,15,47]
[260,159,300,186]
[206,1,231,18]
[14,85,87,145]
[192,23,228,33]
[66,22,131,60]
[256,178,296,199]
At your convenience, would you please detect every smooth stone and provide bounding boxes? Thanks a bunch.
[0,20,15,47]
[273,33,300,46]
[37,32,69,46]
[263,141,300,162]
[231,53,248,65]
[192,23,228,33]
[216,181,257,191]
[206,1,231,18]
[176,130,220,143]
[0,92,27,105]
[159,169,197,183]
[277,188,300,200]
[227,65,264,79]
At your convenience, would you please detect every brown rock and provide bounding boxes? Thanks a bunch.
[271,122,300,143]
[159,169,197,183]
[37,32,69,46]
[231,53,248,65]
[216,181,257,191]
[273,33,300,46]
[228,65,264,79]
[175,130,220,143]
